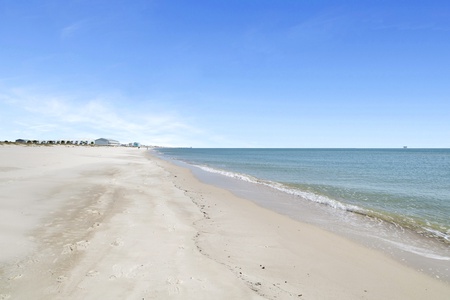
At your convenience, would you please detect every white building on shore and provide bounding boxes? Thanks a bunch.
[94,138,120,146]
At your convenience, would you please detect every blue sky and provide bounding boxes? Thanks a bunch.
[1,0,449,147]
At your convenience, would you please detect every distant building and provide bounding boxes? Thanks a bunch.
[15,139,30,143]
[94,138,120,146]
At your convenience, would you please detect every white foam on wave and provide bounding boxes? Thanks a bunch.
[195,164,363,214]
[197,165,259,184]
[423,227,450,242]
[379,238,450,261]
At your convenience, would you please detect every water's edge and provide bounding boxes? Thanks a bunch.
[153,151,450,283]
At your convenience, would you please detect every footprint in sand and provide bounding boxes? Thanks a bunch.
[110,238,124,247]
[62,240,90,254]
[8,274,23,280]
[110,265,124,279]
[87,222,102,231]
[86,209,102,215]
[166,277,182,295]
[86,270,99,277]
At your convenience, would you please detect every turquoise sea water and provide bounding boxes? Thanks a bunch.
[156,148,450,245]
[155,148,450,280]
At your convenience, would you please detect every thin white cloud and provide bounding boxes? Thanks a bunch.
[288,11,350,41]
[372,21,450,32]
[14,121,60,133]
[1,88,208,146]
[61,20,88,39]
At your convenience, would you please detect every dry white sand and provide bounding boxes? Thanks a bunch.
[1,145,449,299]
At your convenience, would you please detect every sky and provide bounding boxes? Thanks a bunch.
[1,0,450,148]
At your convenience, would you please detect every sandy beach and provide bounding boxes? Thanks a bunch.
[1,145,449,299]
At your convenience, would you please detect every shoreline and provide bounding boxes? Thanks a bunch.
[154,148,450,246]
[1,145,449,299]
[161,155,450,283]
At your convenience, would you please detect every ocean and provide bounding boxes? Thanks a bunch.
[154,148,450,280]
